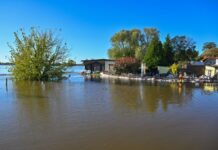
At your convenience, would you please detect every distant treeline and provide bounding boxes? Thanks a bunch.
[0,62,83,66]
[0,62,14,65]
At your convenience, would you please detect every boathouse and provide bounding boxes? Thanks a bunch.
[82,59,115,73]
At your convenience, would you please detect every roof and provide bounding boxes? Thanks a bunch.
[190,61,205,66]
[81,59,115,62]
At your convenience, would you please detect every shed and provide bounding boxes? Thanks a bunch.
[82,59,115,73]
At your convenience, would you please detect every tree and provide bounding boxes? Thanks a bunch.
[202,42,217,51]
[107,27,159,63]
[170,63,178,75]
[9,28,68,81]
[114,57,140,74]
[143,35,163,69]
[201,48,218,58]
[162,34,174,66]
[108,29,145,60]
[66,59,76,66]
[144,28,159,45]
[171,36,198,62]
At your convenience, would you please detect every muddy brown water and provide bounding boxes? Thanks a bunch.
[0,73,218,150]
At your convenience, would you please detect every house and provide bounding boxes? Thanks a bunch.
[82,59,115,73]
[177,48,218,77]
[201,48,218,78]
[203,57,218,77]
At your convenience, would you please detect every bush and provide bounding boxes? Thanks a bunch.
[114,57,140,75]
[65,59,76,66]
[170,63,178,75]
[9,28,68,81]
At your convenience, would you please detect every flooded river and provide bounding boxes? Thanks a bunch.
[0,66,218,150]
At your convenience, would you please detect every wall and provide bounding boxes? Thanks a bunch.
[157,66,170,74]
[105,61,115,73]
[205,66,216,77]
[216,59,218,65]
[178,65,205,77]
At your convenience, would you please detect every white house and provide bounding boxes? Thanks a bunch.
[203,57,218,77]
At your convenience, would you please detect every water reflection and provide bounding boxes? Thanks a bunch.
[12,81,52,125]
[107,79,194,113]
[1,75,218,150]
[203,83,218,93]
[7,77,218,116]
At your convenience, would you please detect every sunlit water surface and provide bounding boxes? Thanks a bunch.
[0,66,218,150]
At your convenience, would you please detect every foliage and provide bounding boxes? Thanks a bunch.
[114,57,140,74]
[170,63,178,75]
[143,28,159,45]
[162,34,174,66]
[108,28,159,62]
[143,35,163,69]
[9,28,68,81]
[66,59,76,66]
[202,42,217,51]
[171,36,198,62]
[107,28,201,74]
[108,29,145,60]
[201,48,218,58]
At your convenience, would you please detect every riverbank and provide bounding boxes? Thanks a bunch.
[101,73,218,83]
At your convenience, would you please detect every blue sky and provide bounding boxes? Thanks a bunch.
[0,0,218,63]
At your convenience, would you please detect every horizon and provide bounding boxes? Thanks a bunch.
[0,0,218,63]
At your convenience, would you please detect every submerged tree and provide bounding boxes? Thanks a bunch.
[9,28,68,81]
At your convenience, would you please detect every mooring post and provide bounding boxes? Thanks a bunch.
[6,77,8,92]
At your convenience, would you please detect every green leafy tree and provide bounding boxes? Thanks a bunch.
[108,29,145,60]
[162,34,174,66]
[9,28,68,81]
[143,35,163,69]
[144,28,159,46]
[108,28,159,62]
[202,42,217,51]
[66,59,76,66]
[171,36,198,62]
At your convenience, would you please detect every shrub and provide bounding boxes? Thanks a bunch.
[170,63,178,75]
[114,57,140,75]
[9,28,68,81]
